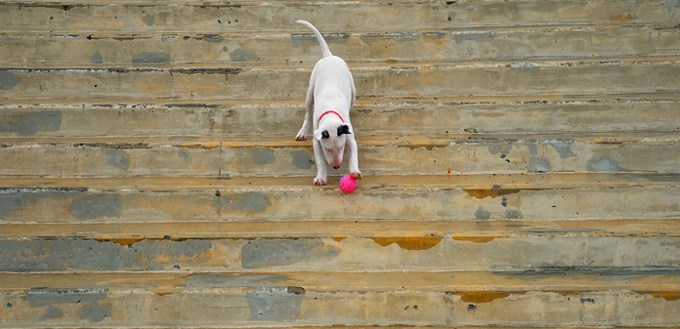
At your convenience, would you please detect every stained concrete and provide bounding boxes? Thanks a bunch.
[587,155,627,172]
[70,194,122,220]
[0,239,212,271]
[0,111,62,136]
[252,148,275,165]
[550,141,576,159]
[290,150,314,170]
[230,48,259,62]
[131,52,170,64]
[0,71,21,90]
[214,192,271,214]
[529,157,551,173]
[26,288,111,323]
[104,149,130,171]
[246,288,303,321]
[241,239,340,269]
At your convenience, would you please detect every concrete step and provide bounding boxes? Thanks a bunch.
[1,271,679,327]
[1,174,679,223]
[3,26,680,66]
[2,96,679,137]
[3,0,678,34]
[2,219,679,272]
[2,59,680,101]
[1,134,678,176]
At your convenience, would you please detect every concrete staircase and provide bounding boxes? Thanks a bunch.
[1,0,680,327]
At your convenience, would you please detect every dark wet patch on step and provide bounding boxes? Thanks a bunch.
[587,155,627,172]
[105,149,130,171]
[241,239,340,269]
[529,157,551,173]
[0,71,21,90]
[252,148,275,164]
[230,48,259,62]
[454,32,493,44]
[0,111,62,136]
[549,140,576,159]
[132,52,171,64]
[70,194,122,220]
[214,192,271,214]
[0,239,212,271]
[27,288,111,323]
[475,207,491,220]
[290,150,314,170]
[247,287,303,321]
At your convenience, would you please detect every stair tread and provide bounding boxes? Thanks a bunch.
[3,219,680,239]
[1,132,679,145]
[2,173,679,189]
[3,270,679,292]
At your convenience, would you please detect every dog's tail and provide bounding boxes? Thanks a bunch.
[296,20,332,58]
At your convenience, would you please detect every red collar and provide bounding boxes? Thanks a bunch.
[318,110,344,123]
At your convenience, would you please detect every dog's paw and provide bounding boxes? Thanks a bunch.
[295,129,308,141]
[349,170,363,180]
[313,176,328,186]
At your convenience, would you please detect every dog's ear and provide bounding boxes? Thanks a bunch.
[337,124,352,136]
[314,128,330,140]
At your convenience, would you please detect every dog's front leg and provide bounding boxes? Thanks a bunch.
[312,138,328,185]
[346,134,362,179]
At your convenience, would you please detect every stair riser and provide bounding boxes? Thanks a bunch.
[2,62,679,100]
[1,186,678,222]
[2,236,679,272]
[3,0,676,33]
[4,28,679,66]
[1,141,678,176]
[1,290,678,327]
[2,100,679,137]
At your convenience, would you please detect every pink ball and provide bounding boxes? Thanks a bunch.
[339,175,357,193]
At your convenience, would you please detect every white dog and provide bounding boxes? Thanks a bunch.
[295,20,362,186]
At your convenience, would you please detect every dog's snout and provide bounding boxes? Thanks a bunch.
[333,166,340,170]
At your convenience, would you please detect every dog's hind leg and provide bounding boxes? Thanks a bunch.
[295,84,314,141]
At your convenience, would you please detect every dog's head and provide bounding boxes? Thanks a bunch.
[314,122,353,169]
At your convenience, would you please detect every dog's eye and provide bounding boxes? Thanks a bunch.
[337,125,351,136]
[321,130,330,139]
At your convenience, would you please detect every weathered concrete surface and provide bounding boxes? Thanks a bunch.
[2,98,679,137]
[3,0,679,33]
[1,272,679,327]
[2,61,680,101]
[1,135,679,176]
[3,27,680,66]
[1,175,679,222]
[1,235,679,272]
